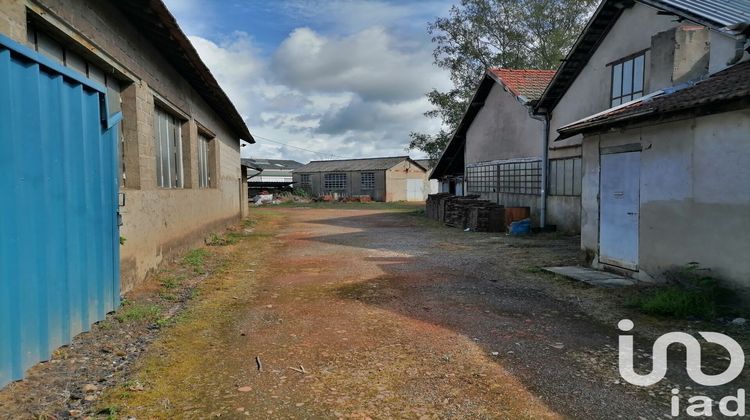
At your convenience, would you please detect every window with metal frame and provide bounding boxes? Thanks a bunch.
[498,160,541,194]
[466,164,497,193]
[548,157,582,196]
[154,107,184,188]
[361,172,375,190]
[323,173,347,190]
[197,133,211,188]
[610,53,645,107]
[300,174,311,187]
[467,161,541,195]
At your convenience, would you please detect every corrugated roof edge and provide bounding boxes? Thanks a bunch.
[295,156,428,173]
[143,0,254,143]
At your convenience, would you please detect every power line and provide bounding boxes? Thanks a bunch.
[250,134,349,160]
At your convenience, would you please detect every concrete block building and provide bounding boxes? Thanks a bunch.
[2,0,254,291]
[0,0,253,386]
[430,69,563,229]
[293,156,428,202]
[536,0,750,294]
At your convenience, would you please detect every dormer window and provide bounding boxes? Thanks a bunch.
[610,53,645,107]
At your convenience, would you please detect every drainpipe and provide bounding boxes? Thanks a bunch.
[528,106,549,228]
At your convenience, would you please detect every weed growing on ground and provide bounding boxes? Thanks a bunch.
[159,274,184,289]
[628,263,734,319]
[521,266,545,274]
[97,405,119,420]
[115,301,161,324]
[205,233,238,246]
[183,248,209,273]
[97,319,115,330]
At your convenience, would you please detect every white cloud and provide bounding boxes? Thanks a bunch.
[272,27,448,103]
[173,4,450,163]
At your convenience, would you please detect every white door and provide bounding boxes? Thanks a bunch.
[599,151,640,270]
[407,179,424,201]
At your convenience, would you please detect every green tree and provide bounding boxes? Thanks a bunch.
[410,0,597,160]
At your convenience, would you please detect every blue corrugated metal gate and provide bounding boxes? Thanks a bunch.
[0,35,121,388]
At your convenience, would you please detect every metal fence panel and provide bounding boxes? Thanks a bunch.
[0,35,120,388]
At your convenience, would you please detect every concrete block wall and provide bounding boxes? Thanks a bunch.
[2,0,248,292]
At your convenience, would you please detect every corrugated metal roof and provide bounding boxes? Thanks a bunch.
[558,60,750,136]
[241,158,302,171]
[643,0,750,27]
[294,156,421,173]
[113,1,253,142]
[415,159,434,170]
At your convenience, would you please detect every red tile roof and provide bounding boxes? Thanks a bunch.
[489,68,557,101]
[558,60,750,137]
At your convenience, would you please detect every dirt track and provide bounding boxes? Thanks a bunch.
[0,205,737,419]
[85,205,710,419]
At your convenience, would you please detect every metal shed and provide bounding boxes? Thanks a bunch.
[0,35,122,387]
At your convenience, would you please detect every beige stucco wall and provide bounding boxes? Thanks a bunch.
[581,110,750,295]
[385,161,428,202]
[2,1,247,291]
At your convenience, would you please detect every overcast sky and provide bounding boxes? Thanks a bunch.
[162,0,454,163]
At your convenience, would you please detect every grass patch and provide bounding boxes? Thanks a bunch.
[115,301,161,323]
[159,274,184,290]
[97,319,115,330]
[628,264,735,319]
[183,248,209,273]
[96,405,119,420]
[205,232,239,246]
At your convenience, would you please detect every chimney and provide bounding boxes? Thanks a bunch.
[649,25,710,90]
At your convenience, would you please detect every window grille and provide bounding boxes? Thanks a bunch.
[154,107,184,188]
[300,174,311,187]
[361,172,375,190]
[323,173,347,189]
[197,134,211,188]
[467,160,541,195]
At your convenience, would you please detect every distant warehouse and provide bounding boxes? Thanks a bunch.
[293,156,429,202]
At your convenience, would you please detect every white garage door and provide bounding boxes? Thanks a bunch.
[406,179,425,201]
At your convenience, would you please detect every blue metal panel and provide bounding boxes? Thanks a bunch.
[0,35,120,388]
